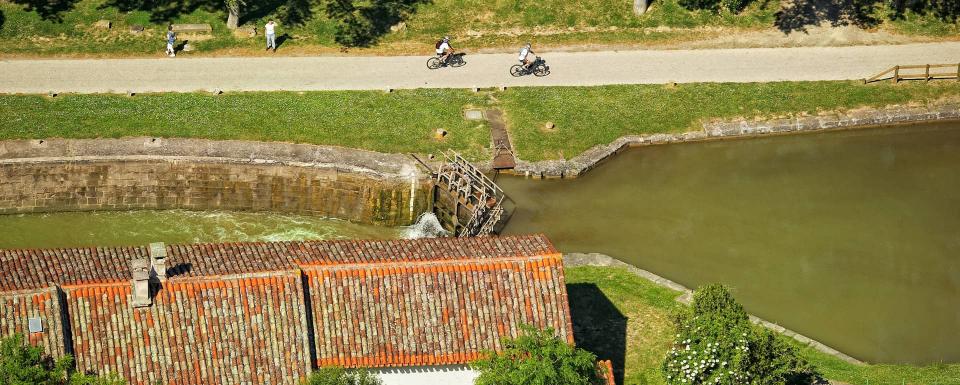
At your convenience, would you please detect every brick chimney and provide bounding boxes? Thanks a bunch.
[149,242,167,280]
[130,258,151,308]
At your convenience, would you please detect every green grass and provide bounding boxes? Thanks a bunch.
[0,89,493,159]
[0,0,956,57]
[565,266,960,385]
[499,81,960,160]
[3,82,960,161]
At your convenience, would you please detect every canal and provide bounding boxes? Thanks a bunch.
[499,121,960,364]
[0,122,956,364]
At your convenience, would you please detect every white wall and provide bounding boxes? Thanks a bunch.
[374,365,478,385]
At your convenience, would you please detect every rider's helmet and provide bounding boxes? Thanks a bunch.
[443,36,450,42]
[525,42,531,48]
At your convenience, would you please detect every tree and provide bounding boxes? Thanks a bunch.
[0,334,125,385]
[302,366,382,385]
[661,284,817,385]
[225,0,245,29]
[472,325,604,385]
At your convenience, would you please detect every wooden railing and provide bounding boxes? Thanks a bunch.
[864,63,960,84]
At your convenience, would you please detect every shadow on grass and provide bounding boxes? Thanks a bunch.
[243,0,313,26]
[0,10,5,31]
[568,283,628,385]
[101,0,219,23]
[10,0,79,22]
[774,0,882,33]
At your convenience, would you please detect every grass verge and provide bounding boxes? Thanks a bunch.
[0,0,956,57]
[499,81,960,160]
[2,81,959,161]
[0,89,492,159]
[565,266,960,385]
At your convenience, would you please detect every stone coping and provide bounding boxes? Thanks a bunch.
[509,103,960,178]
[563,252,866,366]
[0,137,424,180]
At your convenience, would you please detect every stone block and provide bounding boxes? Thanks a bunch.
[94,20,112,29]
[233,26,257,38]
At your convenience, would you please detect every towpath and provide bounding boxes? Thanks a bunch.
[1,42,958,93]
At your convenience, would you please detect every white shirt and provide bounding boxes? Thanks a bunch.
[436,41,450,54]
[518,47,530,61]
[265,22,276,35]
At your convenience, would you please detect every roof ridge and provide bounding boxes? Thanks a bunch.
[297,252,563,270]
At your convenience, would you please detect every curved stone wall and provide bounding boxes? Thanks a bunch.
[0,138,432,226]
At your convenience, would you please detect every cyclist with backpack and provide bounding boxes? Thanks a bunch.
[518,42,536,70]
[435,36,454,66]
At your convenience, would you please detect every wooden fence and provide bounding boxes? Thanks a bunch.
[863,63,960,84]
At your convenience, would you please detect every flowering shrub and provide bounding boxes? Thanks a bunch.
[661,284,816,385]
[472,325,603,385]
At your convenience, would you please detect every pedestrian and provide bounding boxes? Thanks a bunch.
[265,20,277,52]
[165,25,176,57]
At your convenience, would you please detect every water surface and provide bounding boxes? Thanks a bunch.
[0,210,400,249]
[500,122,960,364]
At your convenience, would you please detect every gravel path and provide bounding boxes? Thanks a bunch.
[1,42,958,94]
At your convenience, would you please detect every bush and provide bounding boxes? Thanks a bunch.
[0,334,125,385]
[472,325,604,385]
[302,366,382,385]
[661,284,817,385]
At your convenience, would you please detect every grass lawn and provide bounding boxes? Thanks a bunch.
[0,89,493,159]
[3,81,960,162]
[565,266,960,385]
[499,81,960,160]
[0,0,956,57]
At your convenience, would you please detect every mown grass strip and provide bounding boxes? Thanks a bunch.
[2,81,959,162]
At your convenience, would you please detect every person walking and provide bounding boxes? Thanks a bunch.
[265,20,277,52]
[165,25,176,57]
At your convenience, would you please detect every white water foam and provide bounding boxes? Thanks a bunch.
[402,213,449,239]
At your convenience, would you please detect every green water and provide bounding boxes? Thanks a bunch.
[499,122,960,364]
[0,210,401,249]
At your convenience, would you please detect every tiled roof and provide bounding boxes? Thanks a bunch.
[306,254,571,368]
[64,271,312,385]
[0,235,557,291]
[0,286,69,357]
[0,235,570,385]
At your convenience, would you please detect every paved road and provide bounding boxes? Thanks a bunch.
[1,42,958,93]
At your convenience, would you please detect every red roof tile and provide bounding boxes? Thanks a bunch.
[0,286,69,357]
[65,271,312,385]
[0,235,570,384]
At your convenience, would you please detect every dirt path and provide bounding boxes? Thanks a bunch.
[1,42,958,94]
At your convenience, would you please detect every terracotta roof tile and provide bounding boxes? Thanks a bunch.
[0,286,69,357]
[0,235,569,384]
[0,235,557,291]
[306,253,571,367]
[65,271,311,385]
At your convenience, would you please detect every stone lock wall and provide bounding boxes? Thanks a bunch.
[0,139,432,226]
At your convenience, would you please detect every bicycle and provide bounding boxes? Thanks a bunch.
[427,52,466,69]
[510,56,549,77]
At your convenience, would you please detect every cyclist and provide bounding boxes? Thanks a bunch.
[436,36,454,66]
[518,42,536,71]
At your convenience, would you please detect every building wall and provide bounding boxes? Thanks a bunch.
[0,158,430,226]
[375,365,479,385]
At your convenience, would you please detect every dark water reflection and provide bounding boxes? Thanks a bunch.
[500,122,960,364]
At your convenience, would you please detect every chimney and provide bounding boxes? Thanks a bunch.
[130,258,151,308]
[149,242,167,280]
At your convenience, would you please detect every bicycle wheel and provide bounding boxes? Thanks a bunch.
[426,57,441,70]
[510,65,524,77]
[533,64,549,77]
[450,55,466,68]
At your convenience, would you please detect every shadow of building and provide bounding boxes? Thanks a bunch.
[567,283,628,385]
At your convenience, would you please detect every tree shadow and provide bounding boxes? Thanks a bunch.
[774,0,881,33]
[100,0,219,23]
[10,0,80,22]
[567,283,628,385]
[329,0,432,47]
[243,0,313,26]
[0,10,5,32]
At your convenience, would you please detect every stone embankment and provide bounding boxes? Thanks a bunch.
[512,103,960,178]
[563,252,865,365]
[0,138,432,226]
